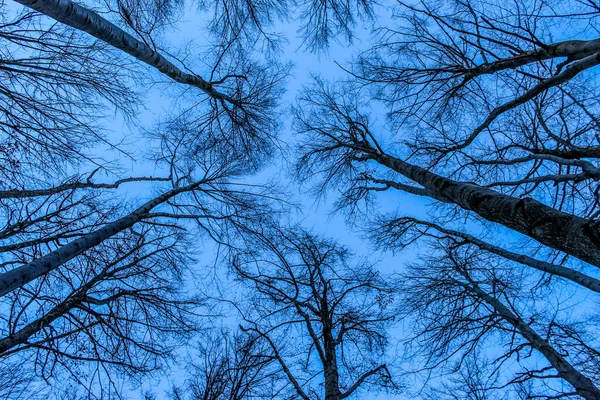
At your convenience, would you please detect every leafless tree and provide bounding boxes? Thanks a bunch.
[0,4,138,187]
[420,352,511,400]
[294,0,600,264]
[170,330,280,400]
[228,227,401,400]
[0,222,204,397]
[0,112,286,397]
[294,73,600,266]
[14,0,287,160]
[293,1,600,398]
[396,240,600,399]
[0,140,281,397]
[0,148,279,294]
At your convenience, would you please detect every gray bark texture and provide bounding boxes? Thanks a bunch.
[13,0,236,104]
[370,152,600,268]
[406,218,600,293]
[461,280,600,400]
[0,183,199,296]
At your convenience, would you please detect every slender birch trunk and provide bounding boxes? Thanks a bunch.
[460,279,600,400]
[0,182,200,296]
[0,249,140,355]
[12,0,236,104]
[404,218,600,294]
[0,292,84,354]
[370,152,600,267]
[465,38,600,78]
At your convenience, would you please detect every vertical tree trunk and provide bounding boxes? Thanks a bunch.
[323,334,342,400]
[321,282,342,400]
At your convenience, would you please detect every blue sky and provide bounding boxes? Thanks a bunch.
[8,0,599,398]
[98,1,422,398]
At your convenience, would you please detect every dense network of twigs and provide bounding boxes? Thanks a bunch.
[0,0,599,399]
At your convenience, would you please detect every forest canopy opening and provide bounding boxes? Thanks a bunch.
[1,0,599,398]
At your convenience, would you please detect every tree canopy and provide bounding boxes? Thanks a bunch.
[1,0,600,398]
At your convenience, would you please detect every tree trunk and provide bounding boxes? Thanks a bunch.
[0,182,200,296]
[322,291,342,400]
[323,337,342,400]
[406,218,600,294]
[465,38,600,78]
[13,0,235,104]
[0,293,83,355]
[371,152,600,267]
[460,280,600,400]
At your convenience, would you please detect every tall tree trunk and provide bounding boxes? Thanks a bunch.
[0,251,139,355]
[13,0,236,104]
[370,151,600,267]
[323,333,342,400]
[0,182,200,296]
[464,38,600,78]
[0,292,84,355]
[403,217,600,293]
[459,279,600,400]
[321,284,342,400]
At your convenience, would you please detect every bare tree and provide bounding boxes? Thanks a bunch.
[292,1,600,398]
[13,0,290,160]
[0,223,203,397]
[0,0,287,298]
[0,150,277,296]
[293,0,600,265]
[0,5,138,187]
[170,330,279,400]
[0,0,387,397]
[396,240,600,399]
[229,227,400,400]
[0,142,281,397]
[294,74,600,266]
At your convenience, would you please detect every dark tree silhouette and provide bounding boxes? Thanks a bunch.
[396,241,600,399]
[170,330,280,400]
[229,227,400,400]
[293,1,600,398]
[0,223,203,397]
[0,7,137,187]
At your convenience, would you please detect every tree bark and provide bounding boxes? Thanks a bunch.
[0,182,200,296]
[370,151,600,267]
[321,285,342,400]
[323,336,342,400]
[404,217,600,294]
[0,293,83,355]
[13,0,236,104]
[460,279,600,400]
[464,38,600,78]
